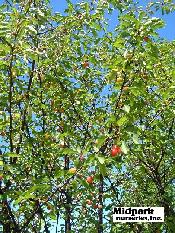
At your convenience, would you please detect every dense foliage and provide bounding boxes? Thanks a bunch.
[0,0,175,232]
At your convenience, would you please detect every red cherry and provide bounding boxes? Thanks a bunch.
[93,204,98,209]
[111,145,122,157]
[94,204,103,209]
[86,176,94,184]
[143,36,149,42]
[0,175,3,180]
[82,61,89,68]
[86,199,92,205]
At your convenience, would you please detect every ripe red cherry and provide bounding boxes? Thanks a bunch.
[0,175,3,180]
[143,36,149,42]
[86,176,94,184]
[111,145,122,157]
[94,204,103,209]
[86,199,92,205]
[82,61,89,68]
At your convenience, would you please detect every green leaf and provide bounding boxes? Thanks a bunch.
[15,191,35,204]
[121,141,129,154]
[5,152,20,157]
[113,37,124,47]
[62,148,75,155]
[93,146,99,153]
[133,134,139,144]
[107,115,116,125]
[99,164,107,176]
[97,156,105,164]
[117,116,127,126]
[27,25,37,34]
[96,135,107,147]
[91,22,101,31]
[130,87,140,96]
[85,2,90,14]
[123,105,130,113]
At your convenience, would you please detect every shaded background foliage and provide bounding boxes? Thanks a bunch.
[0,0,175,232]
